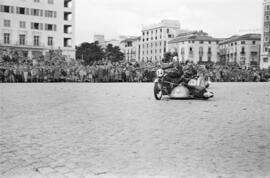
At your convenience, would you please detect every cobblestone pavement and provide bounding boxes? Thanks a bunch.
[0,83,270,178]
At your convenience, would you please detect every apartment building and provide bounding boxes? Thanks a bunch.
[168,31,220,63]
[121,37,141,62]
[140,20,181,62]
[219,34,261,68]
[0,0,75,59]
[261,0,270,69]
[93,34,105,44]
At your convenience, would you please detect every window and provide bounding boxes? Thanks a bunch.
[19,34,26,45]
[31,23,43,30]
[241,41,246,44]
[263,58,268,63]
[200,41,204,44]
[241,47,245,54]
[48,37,53,46]
[167,28,169,33]
[4,33,10,44]
[33,9,39,16]
[31,9,43,16]
[34,36,40,46]
[209,41,211,44]
[4,19,10,27]
[199,47,203,56]
[45,24,53,31]
[208,47,211,53]
[45,10,56,18]
[34,0,40,2]
[252,41,256,45]
[20,21,26,28]
[265,36,269,42]
[265,25,270,32]
[3,5,13,13]
[48,0,54,4]
[266,5,270,11]
[266,15,270,21]
[16,7,26,14]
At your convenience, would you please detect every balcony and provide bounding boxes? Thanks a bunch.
[240,51,246,56]
[64,0,72,8]
[64,25,72,35]
[64,11,73,21]
[64,38,72,48]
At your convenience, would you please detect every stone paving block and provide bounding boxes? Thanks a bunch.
[55,166,72,174]
[36,167,56,174]
[47,172,68,178]
[64,172,84,178]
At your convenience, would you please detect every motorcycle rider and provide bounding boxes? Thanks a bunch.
[160,56,183,84]
[180,60,213,98]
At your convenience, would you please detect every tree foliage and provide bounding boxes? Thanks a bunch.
[76,41,105,65]
[105,44,124,62]
[76,42,124,64]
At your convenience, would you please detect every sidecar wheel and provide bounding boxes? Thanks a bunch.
[154,82,163,100]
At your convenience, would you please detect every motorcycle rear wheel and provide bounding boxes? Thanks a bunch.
[154,82,163,100]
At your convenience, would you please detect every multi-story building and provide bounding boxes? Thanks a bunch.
[261,0,270,69]
[219,34,261,68]
[99,36,129,52]
[0,0,75,59]
[140,20,181,62]
[93,34,105,44]
[168,31,220,63]
[121,37,141,62]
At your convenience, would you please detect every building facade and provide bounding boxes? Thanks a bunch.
[121,37,141,62]
[219,34,261,68]
[99,36,130,52]
[168,31,220,63]
[261,0,270,69]
[93,34,105,44]
[0,0,75,59]
[140,20,181,62]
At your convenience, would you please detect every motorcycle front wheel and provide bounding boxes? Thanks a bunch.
[154,82,163,100]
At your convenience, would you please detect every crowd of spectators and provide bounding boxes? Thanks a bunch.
[0,48,269,83]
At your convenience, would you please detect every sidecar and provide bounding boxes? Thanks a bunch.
[170,85,191,99]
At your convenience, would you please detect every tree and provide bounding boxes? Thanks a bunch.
[76,41,104,65]
[163,52,178,63]
[105,44,124,62]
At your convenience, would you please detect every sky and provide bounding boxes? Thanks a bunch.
[75,0,263,45]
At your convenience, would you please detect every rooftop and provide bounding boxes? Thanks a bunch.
[142,20,180,31]
[219,33,261,45]
[168,31,219,44]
